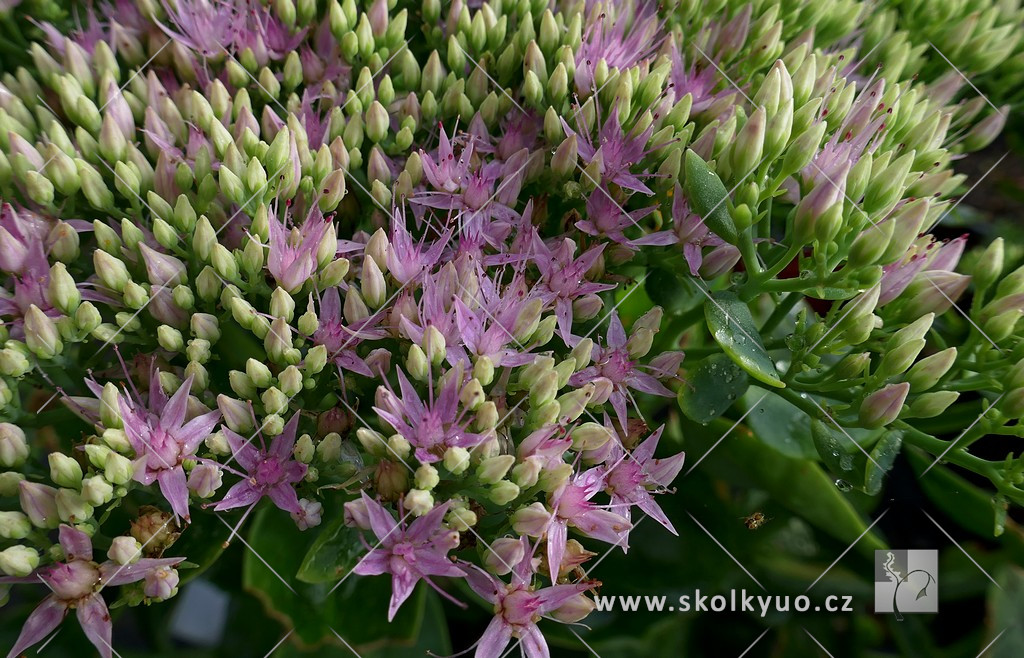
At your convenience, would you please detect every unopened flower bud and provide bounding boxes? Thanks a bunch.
[443,446,471,475]
[107,536,142,565]
[909,391,960,418]
[0,511,31,539]
[859,383,910,429]
[0,423,28,468]
[104,451,134,485]
[511,502,550,536]
[0,545,39,577]
[187,464,222,498]
[144,566,179,601]
[49,452,84,488]
[81,475,114,506]
[477,455,515,484]
[55,488,93,523]
[489,480,521,505]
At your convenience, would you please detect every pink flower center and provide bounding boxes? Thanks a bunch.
[47,560,100,601]
[500,587,541,627]
[147,428,182,470]
[254,457,284,485]
[599,349,633,383]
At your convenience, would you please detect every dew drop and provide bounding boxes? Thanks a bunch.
[834,479,853,492]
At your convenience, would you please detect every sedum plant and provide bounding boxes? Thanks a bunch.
[0,0,1020,655]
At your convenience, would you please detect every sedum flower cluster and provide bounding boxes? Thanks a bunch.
[0,0,1020,656]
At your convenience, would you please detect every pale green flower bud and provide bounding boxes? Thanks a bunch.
[0,545,39,577]
[529,369,559,408]
[261,387,289,416]
[246,358,274,389]
[94,250,130,292]
[24,305,62,358]
[443,446,471,475]
[48,453,84,489]
[474,401,499,432]
[0,472,25,497]
[104,451,134,485]
[405,489,434,516]
[571,423,613,451]
[905,347,956,392]
[356,427,387,457]
[473,356,495,386]
[81,475,114,506]
[908,391,959,418]
[98,382,123,430]
[362,255,387,308]
[55,488,93,523]
[489,480,521,505]
[423,325,446,366]
[477,455,515,485]
[304,344,328,376]
[0,511,32,540]
[265,317,293,362]
[108,536,142,565]
[511,502,550,536]
[294,434,314,464]
[157,325,184,352]
[558,383,595,422]
[415,464,440,490]
[102,428,131,453]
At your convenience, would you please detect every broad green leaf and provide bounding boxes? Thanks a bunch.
[678,354,749,423]
[811,418,868,486]
[739,388,816,459]
[984,566,1024,658]
[704,291,785,388]
[296,517,364,584]
[685,416,886,556]
[242,504,425,648]
[863,430,902,495]
[683,150,738,244]
[645,267,702,314]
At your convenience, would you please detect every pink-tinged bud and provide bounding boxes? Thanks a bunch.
[55,489,93,523]
[572,294,604,321]
[963,106,1008,152]
[139,243,187,287]
[511,502,551,536]
[859,382,910,429]
[588,377,614,407]
[484,537,527,575]
[900,272,971,318]
[291,498,323,530]
[49,559,100,599]
[0,226,29,273]
[0,422,28,467]
[103,80,134,140]
[880,200,929,264]
[25,304,62,359]
[551,592,598,623]
[697,244,741,279]
[217,395,254,433]
[343,498,372,529]
[107,536,142,565]
[187,464,222,498]
[144,565,179,600]
[794,163,850,244]
[19,481,60,528]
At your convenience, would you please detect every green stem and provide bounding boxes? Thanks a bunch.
[760,292,803,335]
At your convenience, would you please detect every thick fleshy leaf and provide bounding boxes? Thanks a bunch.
[704,291,784,388]
[677,354,749,424]
[683,150,738,244]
